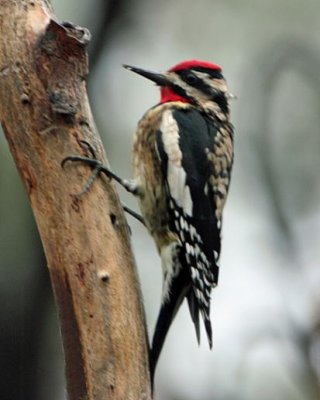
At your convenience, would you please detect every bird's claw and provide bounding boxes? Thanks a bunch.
[61,155,102,169]
[61,141,112,195]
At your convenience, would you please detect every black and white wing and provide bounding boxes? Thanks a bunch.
[150,106,233,380]
[156,107,227,340]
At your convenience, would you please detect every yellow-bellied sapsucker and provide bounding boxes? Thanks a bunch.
[125,60,234,379]
[63,60,234,383]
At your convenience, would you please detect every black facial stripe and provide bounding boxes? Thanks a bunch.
[178,71,215,95]
[177,70,229,113]
[213,92,229,114]
[169,82,195,102]
[170,80,229,113]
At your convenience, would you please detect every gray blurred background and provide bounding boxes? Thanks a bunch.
[0,1,319,399]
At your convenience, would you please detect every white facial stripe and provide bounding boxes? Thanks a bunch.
[168,73,187,89]
[169,71,229,98]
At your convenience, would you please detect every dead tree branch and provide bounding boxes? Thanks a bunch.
[0,1,151,398]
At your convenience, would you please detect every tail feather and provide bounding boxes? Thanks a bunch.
[188,290,213,348]
[187,290,200,345]
[150,259,214,387]
[202,309,213,349]
[150,272,189,386]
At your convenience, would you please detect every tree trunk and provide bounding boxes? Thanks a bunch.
[0,1,151,398]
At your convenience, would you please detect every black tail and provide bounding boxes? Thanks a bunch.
[150,284,213,388]
[187,290,201,344]
[150,271,189,386]
[201,308,213,349]
[187,289,213,348]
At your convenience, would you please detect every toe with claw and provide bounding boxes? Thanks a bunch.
[61,141,144,224]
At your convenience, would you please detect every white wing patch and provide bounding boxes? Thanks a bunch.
[160,110,193,216]
[160,110,182,166]
[167,164,193,216]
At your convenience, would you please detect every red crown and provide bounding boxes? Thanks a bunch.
[168,59,221,72]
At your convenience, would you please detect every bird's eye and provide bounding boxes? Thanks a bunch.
[186,73,198,85]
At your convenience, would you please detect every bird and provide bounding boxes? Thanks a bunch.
[62,59,234,385]
[123,60,234,380]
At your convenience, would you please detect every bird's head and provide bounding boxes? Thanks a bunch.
[124,59,231,120]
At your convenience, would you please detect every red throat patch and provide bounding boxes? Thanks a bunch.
[160,86,191,104]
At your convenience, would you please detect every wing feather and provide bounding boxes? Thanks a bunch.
[155,106,234,345]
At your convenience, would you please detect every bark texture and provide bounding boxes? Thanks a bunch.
[0,1,151,399]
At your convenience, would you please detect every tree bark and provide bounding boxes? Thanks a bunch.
[0,1,151,399]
